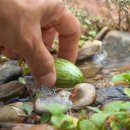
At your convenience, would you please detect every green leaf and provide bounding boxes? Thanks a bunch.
[78,110,87,119]
[88,30,97,37]
[112,74,124,82]
[40,113,51,123]
[122,73,130,81]
[121,102,130,111]
[46,103,68,115]
[18,59,24,65]
[79,119,98,130]
[35,91,44,98]
[0,55,9,63]
[22,103,33,115]
[87,107,109,128]
[90,113,108,129]
[18,60,30,75]
[51,115,64,128]
[102,101,123,113]
[60,120,76,130]
[23,67,30,75]
[51,115,76,130]
[102,101,130,113]
[110,121,122,130]
[18,77,26,85]
[102,101,130,130]
[112,72,130,85]
[112,74,128,84]
[80,35,88,40]
[88,107,103,114]
[79,40,85,47]
[124,88,130,98]
[84,19,91,25]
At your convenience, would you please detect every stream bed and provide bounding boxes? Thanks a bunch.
[0,30,130,130]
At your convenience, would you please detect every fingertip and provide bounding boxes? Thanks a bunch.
[35,71,56,88]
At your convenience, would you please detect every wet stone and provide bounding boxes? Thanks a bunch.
[35,95,72,113]
[0,81,26,101]
[70,83,96,109]
[0,61,22,85]
[77,40,102,61]
[0,102,27,122]
[78,60,102,78]
[103,30,130,59]
[102,30,130,68]
[0,123,34,130]
[25,76,36,87]
[35,86,72,113]
[94,86,130,106]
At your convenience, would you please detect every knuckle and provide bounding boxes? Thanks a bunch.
[47,0,65,21]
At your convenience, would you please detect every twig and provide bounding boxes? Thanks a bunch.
[23,76,38,124]
[118,8,122,30]
[18,59,38,123]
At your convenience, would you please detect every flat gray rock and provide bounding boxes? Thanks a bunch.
[35,86,72,113]
[0,61,22,85]
[95,86,130,105]
[102,30,130,68]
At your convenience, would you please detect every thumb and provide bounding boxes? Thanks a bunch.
[20,26,56,87]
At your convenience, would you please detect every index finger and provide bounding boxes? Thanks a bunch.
[49,2,81,63]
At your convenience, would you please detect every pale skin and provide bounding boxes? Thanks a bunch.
[0,0,81,87]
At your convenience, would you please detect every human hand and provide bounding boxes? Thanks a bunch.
[0,0,81,87]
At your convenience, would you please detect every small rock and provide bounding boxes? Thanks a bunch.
[25,76,36,87]
[29,124,54,130]
[101,68,111,75]
[0,61,22,85]
[77,40,102,60]
[95,26,109,40]
[102,30,130,65]
[0,123,34,130]
[0,102,27,122]
[94,74,103,80]
[0,123,54,130]
[70,83,96,109]
[35,87,72,113]
[78,61,102,78]
[35,95,72,113]
[95,86,130,105]
[0,81,26,100]
[57,89,71,100]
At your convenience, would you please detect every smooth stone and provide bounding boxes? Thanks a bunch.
[95,26,110,40]
[0,81,26,100]
[0,102,27,122]
[94,86,130,105]
[35,86,72,113]
[77,40,102,60]
[57,89,71,100]
[25,76,36,87]
[103,30,130,59]
[70,83,96,109]
[102,30,130,68]
[78,61,102,78]
[0,123,34,130]
[35,95,72,113]
[0,61,22,85]
[0,123,54,130]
